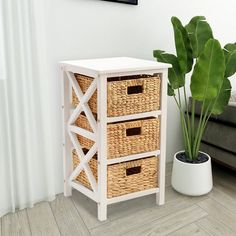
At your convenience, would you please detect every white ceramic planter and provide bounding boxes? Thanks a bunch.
[171,151,213,196]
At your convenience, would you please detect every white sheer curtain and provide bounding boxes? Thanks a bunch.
[0,0,63,216]
[0,1,6,80]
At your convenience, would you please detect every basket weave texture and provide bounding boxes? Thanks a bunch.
[72,150,158,198]
[72,150,97,190]
[72,74,161,117]
[75,115,160,159]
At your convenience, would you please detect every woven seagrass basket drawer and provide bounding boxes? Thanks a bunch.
[72,150,158,198]
[72,73,161,117]
[75,115,160,159]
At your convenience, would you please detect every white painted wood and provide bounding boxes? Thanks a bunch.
[61,66,72,197]
[67,73,97,126]
[66,71,99,194]
[27,202,61,236]
[66,71,84,101]
[157,69,168,205]
[97,74,108,221]
[63,64,99,78]
[68,105,83,127]
[107,151,160,165]
[71,181,98,203]
[83,103,97,133]
[107,188,159,205]
[69,143,97,182]
[69,131,85,161]
[59,57,171,221]
[61,57,171,75]
[105,70,167,78]
[107,110,161,123]
[68,132,98,193]
[69,125,96,141]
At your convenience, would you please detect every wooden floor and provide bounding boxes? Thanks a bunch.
[1,162,236,236]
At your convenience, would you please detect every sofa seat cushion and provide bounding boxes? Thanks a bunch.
[189,97,236,126]
[196,117,236,153]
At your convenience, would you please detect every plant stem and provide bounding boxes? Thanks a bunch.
[184,85,191,146]
[192,99,206,159]
[193,102,211,158]
[177,88,182,109]
[191,98,195,147]
[174,93,192,160]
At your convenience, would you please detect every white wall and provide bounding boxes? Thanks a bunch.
[44,0,236,163]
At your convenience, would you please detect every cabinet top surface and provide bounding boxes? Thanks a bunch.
[60,57,171,75]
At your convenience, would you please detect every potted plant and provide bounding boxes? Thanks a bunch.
[154,16,236,196]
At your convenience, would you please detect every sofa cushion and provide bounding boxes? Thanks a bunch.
[196,117,236,153]
[189,97,236,126]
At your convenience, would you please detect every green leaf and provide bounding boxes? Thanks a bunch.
[224,43,236,63]
[224,43,236,52]
[171,16,193,74]
[209,78,231,115]
[168,83,175,96]
[190,39,225,101]
[185,16,213,58]
[153,50,184,89]
[224,43,236,77]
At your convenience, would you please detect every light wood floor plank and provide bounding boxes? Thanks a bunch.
[123,205,207,236]
[167,223,209,236]
[71,190,102,229]
[197,198,236,232]
[72,186,181,230]
[166,162,173,176]
[213,176,236,197]
[109,186,181,224]
[212,165,236,195]
[1,162,235,236]
[165,174,172,187]
[1,209,31,236]
[209,185,236,214]
[27,202,60,236]
[90,194,208,236]
[196,216,236,236]
[50,194,90,236]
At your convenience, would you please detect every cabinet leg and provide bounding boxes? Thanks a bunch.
[64,180,72,197]
[156,191,165,205]
[97,203,107,221]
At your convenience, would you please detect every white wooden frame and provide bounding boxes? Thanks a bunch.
[60,58,169,221]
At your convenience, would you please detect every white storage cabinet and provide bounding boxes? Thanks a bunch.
[60,57,170,221]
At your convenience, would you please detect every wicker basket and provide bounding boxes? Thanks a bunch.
[75,114,160,159]
[72,74,161,117]
[72,150,158,198]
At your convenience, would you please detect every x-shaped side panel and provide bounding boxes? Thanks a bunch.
[65,71,98,193]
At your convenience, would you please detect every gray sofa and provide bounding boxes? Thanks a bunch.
[190,98,236,170]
